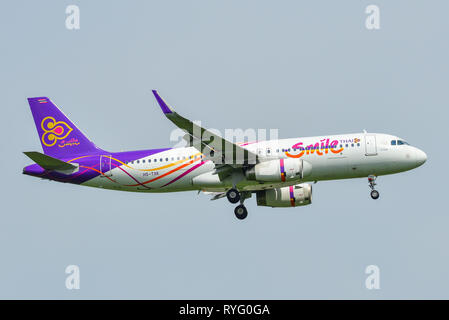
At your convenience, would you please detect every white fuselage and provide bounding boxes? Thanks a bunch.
[82,132,426,193]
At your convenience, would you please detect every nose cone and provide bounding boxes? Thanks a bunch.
[415,149,427,167]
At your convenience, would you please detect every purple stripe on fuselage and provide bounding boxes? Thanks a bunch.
[22,148,171,185]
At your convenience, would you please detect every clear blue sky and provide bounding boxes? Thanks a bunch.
[0,0,448,298]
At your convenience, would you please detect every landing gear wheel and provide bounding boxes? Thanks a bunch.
[368,175,379,200]
[370,190,380,200]
[226,188,240,204]
[234,205,248,220]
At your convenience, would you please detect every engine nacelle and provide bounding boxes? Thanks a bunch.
[245,159,312,182]
[256,183,312,207]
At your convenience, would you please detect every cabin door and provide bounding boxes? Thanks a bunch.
[100,155,113,176]
[365,135,377,156]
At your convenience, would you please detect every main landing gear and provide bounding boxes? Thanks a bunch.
[234,204,248,220]
[226,188,248,220]
[226,188,240,204]
[368,175,380,200]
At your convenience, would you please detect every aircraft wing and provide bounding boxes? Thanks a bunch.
[152,90,258,167]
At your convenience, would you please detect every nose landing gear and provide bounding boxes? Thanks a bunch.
[368,175,380,200]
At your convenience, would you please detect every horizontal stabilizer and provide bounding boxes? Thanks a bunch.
[23,151,77,171]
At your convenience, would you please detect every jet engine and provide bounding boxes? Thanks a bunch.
[245,159,312,182]
[256,183,312,207]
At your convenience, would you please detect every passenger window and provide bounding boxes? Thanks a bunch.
[137,160,140,164]
[357,143,360,147]
[160,158,163,162]
[351,144,354,147]
[345,144,348,148]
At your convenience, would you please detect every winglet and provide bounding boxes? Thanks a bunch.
[152,90,174,114]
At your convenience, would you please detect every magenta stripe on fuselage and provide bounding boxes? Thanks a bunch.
[161,160,207,187]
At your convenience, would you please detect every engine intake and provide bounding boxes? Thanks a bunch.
[256,183,312,207]
[245,159,312,182]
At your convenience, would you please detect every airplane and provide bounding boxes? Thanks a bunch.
[23,91,427,220]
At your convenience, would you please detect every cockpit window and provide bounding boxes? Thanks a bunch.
[392,139,409,146]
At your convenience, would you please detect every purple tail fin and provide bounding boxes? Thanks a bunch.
[27,97,101,157]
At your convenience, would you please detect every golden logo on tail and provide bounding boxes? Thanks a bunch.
[41,116,73,147]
